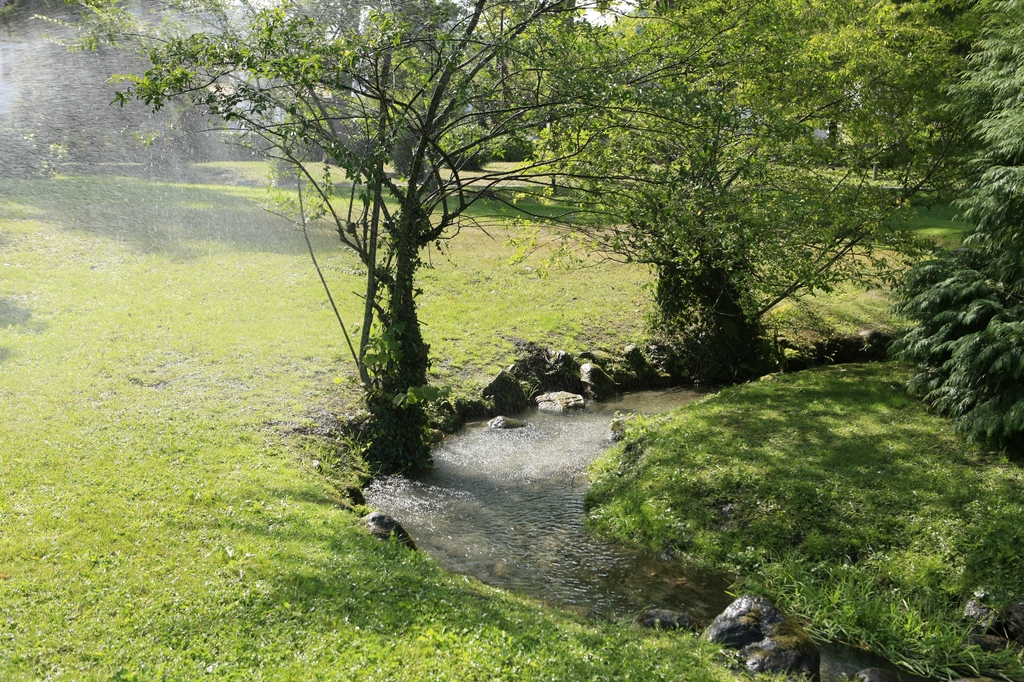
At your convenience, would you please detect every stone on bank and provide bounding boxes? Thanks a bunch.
[580,362,618,401]
[481,369,529,415]
[363,511,417,550]
[636,608,695,631]
[705,594,820,681]
[535,391,586,412]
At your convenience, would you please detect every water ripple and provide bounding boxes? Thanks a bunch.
[365,388,733,620]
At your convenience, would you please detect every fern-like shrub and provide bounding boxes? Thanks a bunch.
[892,0,1024,452]
[894,249,1024,450]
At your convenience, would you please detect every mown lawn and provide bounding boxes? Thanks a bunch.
[586,364,1024,680]
[907,203,972,247]
[0,172,744,680]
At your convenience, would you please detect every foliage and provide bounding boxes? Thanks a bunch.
[892,0,1024,453]
[547,0,972,383]
[586,364,1024,679]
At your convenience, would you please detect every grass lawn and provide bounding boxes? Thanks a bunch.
[586,364,1024,680]
[0,171,753,680]
[907,203,972,247]
[1,163,974,678]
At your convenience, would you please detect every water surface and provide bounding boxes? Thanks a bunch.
[365,388,734,620]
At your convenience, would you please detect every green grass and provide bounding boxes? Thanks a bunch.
[190,161,277,186]
[908,203,972,247]
[765,283,897,343]
[0,172,749,680]
[586,364,1024,680]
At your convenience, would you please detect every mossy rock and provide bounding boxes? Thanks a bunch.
[481,369,529,415]
[705,594,820,681]
[581,362,619,400]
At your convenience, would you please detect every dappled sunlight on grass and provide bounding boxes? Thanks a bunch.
[587,364,1024,679]
[0,173,651,399]
[1,402,740,679]
[590,365,1020,574]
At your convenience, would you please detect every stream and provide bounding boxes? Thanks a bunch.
[365,389,927,682]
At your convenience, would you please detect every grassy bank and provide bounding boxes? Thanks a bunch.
[0,172,747,679]
[586,364,1024,679]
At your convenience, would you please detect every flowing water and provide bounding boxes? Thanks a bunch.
[365,388,735,621]
[366,389,931,682]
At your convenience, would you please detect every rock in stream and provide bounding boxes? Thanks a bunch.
[488,415,525,429]
[535,391,585,412]
[705,594,820,681]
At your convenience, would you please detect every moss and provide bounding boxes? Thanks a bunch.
[768,618,815,652]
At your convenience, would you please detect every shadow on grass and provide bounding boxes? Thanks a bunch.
[0,298,31,327]
[591,365,1024,589]
[0,176,330,259]
[0,175,563,263]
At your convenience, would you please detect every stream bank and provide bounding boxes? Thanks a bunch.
[364,382,942,682]
[585,365,1024,681]
[432,333,894,436]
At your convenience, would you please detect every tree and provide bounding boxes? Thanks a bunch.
[545,0,972,383]
[892,0,1024,453]
[65,0,604,470]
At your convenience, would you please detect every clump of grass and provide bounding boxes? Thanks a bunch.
[586,364,1024,680]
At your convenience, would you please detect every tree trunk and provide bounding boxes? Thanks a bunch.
[383,229,430,394]
[363,213,432,474]
[655,262,768,383]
